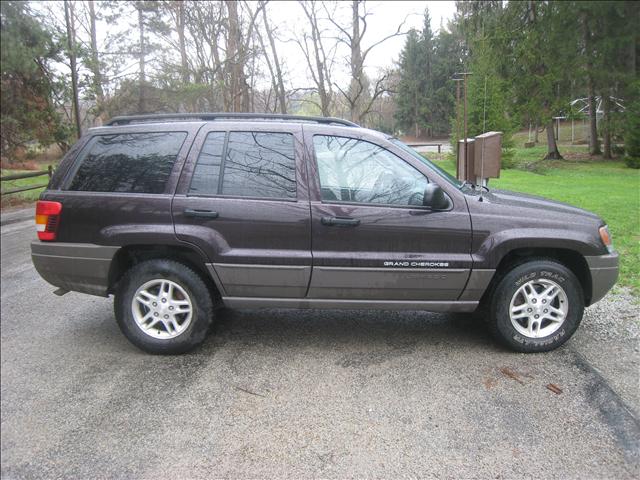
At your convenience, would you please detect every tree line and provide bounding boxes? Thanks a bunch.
[1,1,638,164]
[395,1,639,161]
[1,0,406,160]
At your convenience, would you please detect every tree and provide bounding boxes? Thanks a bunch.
[588,1,638,159]
[137,1,147,112]
[477,1,578,160]
[0,1,70,161]
[416,9,436,137]
[86,1,105,121]
[395,29,422,137]
[63,0,81,138]
[395,7,457,138]
[623,80,640,168]
[259,1,286,113]
[295,1,337,116]
[580,7,601,155]
[328,0,406,125]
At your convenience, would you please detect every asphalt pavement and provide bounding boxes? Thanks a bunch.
[1,208,639,479]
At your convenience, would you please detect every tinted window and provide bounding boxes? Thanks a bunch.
[313,135,429,206]
[69,132,187,193]
[222,132,296,198]
[189,132,225,195]
[189,131,296,199]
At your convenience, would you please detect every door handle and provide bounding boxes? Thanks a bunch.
[321,216,360,227]
[184,208,219,219]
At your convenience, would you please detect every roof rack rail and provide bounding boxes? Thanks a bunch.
[105,112,359,127]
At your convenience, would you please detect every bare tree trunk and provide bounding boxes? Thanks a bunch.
[226,0,241,112]
[256,28,278,113]
[138,4,146,113]
[299,1,334,116]
[533,120,539,143]
[349,0,364,124]
[176,1,189,84]
[87,1,104,123]
[261,3,286,113]
[544,119,563,160]
[582,12,600,155]
[327,0,403,125]
[64,0,82,138]
[602,92,612,159]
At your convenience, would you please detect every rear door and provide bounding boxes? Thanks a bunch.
[172,123,312,298]
[304,128,473,301]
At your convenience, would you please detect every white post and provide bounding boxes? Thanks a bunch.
[571,119,575,144]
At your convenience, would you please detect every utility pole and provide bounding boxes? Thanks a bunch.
[454,72,472,180]
[453,78,463,177]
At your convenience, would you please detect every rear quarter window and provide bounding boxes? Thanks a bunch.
[68,131,187,194]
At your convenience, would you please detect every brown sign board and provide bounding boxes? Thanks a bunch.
[474,131,502,178]
[457,132,502,182]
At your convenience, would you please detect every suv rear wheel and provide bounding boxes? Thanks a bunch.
[489,259,584,353]
[114,259,214,354]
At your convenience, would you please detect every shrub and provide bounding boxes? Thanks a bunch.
[624,156,640,169]
[612,144,625,156]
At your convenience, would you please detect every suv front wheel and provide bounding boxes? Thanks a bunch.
[114,259,214,354]
[489,259,585,353]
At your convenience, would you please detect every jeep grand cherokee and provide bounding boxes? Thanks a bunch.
[31,113,619,354]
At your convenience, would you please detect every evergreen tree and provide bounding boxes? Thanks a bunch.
[0,1,70,160]
[430,18,464,136]
[395,29,423,137]
[624,80,640,168]
[416,9,435,137]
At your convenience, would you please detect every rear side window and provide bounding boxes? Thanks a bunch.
[189,131,296,199]
[189,132,226,195]
[69,132,187,193]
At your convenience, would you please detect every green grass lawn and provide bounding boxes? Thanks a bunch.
[430,151,640,295]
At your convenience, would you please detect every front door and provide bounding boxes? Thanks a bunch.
[305,131,472,301]
[172,125,312,298]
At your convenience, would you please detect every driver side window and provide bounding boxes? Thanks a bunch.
[313,135,429,206]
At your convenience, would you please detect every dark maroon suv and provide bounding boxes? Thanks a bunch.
[31,113,618,354]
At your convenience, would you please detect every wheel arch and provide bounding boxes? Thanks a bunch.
[479,247,593,307]
[107,244,221,302]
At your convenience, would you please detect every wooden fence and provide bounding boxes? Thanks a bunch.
[0,166,53,196]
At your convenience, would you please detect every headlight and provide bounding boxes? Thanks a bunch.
[599,225,614,253]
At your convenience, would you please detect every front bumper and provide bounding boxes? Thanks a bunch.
[585,252,619,305]
[31,242,119,297]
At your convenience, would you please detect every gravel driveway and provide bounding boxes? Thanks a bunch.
[1,208,639,479]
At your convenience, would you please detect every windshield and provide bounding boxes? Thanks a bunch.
[389,138,463,188]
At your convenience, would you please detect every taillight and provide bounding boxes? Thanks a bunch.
[35,201,62,241]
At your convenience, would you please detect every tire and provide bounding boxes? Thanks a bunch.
[114,259,214,354]
[488,259,584,353]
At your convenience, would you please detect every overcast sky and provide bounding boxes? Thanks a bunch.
[36,1,458,93]
[270,1,457,88]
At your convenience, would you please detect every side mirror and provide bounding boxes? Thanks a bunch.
[423,183,450,210]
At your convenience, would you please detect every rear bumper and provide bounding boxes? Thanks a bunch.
[31,242,119,297]
[585,252,619,305]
